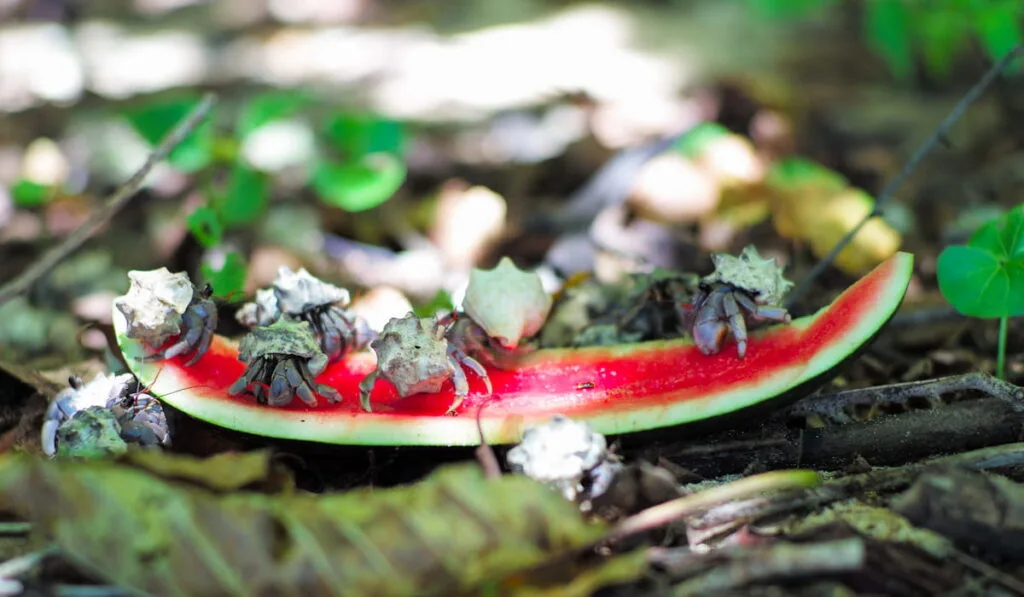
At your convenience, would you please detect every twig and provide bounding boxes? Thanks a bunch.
[0,546,57,597]
[669,538,866,596]
[0,93,218,306]
[474,402,502,479]
[786,46,1024,310]
[604,470,819,543]
[690,442,1024,530]
[787,372,1024,422]
[949,549,1024,595]
[0,523,31,536]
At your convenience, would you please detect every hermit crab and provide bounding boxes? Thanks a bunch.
[359,313,491,415]
[114,268,217,366]
[236,266,374,363]
[680,245,793,358]
[228,319,342,407]
[41,373,171,457]
[443,257,553,369]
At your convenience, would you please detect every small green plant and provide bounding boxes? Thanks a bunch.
[937,205,1024,378]
[123,91,407,299]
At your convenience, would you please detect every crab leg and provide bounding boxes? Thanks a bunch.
[446,355,470,415]
[320,308,346,362]
[297,363,342,404]
[146,311,203,360]
[282,360,318,407]
[359,371,379,412]
[228,358,265,396]
[734,293,791,324]
[721,293,748,358]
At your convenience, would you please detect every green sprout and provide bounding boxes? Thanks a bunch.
[936,205,1024,378]
[123,91,408,300]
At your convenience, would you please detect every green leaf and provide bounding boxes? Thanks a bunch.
[937,245,1024,318]
[765,158,848,191]
[124,96,216,173]
[213,161,268,228]
[10,179,53,207]
[671,122,731,158]
[0,456,632,597]
[200,251,247,300]
[237,91,311,137]
[973,1,1024,70]
[413,290,455,317]
[969,205,1024,260]
[324,113,405,160]
[312,153,406,212]
[746,0,833,19]
[865,0,914,79]
[917,7,968,79]
[185,206,223,248]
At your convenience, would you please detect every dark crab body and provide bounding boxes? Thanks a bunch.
[359,313,491,415]
[228,320,342,407]
[680,283,791,358]
[111,392,171,447]
[115,268,218,366]
[143,283,217,366]
[679,245,794,358]
[236,267,374,363]
[41,374,171,457]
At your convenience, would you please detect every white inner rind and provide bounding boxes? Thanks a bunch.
[114,253,914,446]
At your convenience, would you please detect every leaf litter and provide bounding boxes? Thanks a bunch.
[4,11,1024,597]
[0,454,636,597]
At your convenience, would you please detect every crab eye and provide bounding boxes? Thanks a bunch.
[698,282,711,292]
[200,283,214,299]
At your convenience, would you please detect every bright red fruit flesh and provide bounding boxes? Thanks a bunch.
[114,252,913,446]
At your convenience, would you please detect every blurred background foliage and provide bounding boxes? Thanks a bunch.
[748,0,1023,79]
[1,0,1023,364]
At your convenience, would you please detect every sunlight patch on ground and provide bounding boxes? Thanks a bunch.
[0,24,83,110]
[0,3,698,123]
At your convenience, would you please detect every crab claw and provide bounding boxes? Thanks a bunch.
[41,419,60,457]
[141,286,218,365]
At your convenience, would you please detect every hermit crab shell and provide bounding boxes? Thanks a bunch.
[370,314,452,398]
[236,288,279,328]
[273,267,350,315]
[114,268,194,346]
[704,245,793,305]
[462,257,553,349]
[237,319,328,374]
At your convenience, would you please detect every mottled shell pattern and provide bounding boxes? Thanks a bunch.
[236,319,328,374]
[462,257,553,348]
[369,313,452,397]
[236,267,351,327]
[704,245,794,305]
[506,415,619,502]
[275,267,351,315]
[235,288,278,328]
[114,268,195,346]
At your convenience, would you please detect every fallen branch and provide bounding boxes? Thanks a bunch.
[787,45,1024,310]
[0,93,218,306]
[788,372,1024,421]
